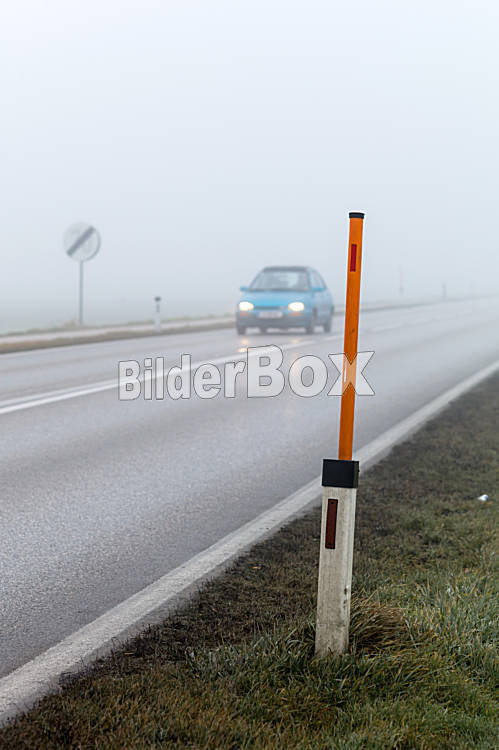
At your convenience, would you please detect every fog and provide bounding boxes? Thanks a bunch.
[1,0,498,332]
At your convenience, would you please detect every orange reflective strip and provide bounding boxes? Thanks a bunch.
[338,214,364,460]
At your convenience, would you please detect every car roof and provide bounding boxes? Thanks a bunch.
[262,266,311,272]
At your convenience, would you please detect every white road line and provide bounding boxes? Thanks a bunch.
[0,382,118,415]
[0,339,318,416]
[369,324,402,333]
[1,355,498,723]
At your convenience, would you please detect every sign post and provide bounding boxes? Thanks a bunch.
[315,211,365,657]
[79,261,84,327]
[63,223,101,326]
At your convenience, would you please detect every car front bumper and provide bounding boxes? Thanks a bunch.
[236,309,313,328]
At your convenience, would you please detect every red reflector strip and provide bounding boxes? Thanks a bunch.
[325,498,338,549]
[350,244,357,272]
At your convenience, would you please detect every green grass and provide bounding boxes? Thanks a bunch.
[1,376,498,749]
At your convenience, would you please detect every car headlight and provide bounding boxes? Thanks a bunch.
[288,301,305,312]
[238,301,254,312]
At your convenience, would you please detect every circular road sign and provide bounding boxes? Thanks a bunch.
[63,223,101,262]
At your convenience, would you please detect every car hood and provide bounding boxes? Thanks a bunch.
[239,290,311,307]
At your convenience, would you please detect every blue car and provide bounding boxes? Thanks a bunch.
[236,266,334,335]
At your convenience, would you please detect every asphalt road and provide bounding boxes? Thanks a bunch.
[1,297,498,678]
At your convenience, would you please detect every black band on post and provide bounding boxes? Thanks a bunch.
[322,459,359,488]
[349,212,365,219]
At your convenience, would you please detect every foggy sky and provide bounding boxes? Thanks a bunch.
[1,0,498,332]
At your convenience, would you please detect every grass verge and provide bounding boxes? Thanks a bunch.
[0,320,234,354]
[1,375,498,749]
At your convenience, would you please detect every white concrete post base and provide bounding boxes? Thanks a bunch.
[315,484,357,657]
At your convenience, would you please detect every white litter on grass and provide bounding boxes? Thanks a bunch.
[477,494,489,502]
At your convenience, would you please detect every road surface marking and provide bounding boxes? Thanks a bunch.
[0,339,317,416]
[369,324,402,333]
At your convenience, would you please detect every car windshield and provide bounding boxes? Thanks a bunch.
[250,270,309,292]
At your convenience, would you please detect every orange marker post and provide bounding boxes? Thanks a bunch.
[339,212,365,460]
[315,211,365,657]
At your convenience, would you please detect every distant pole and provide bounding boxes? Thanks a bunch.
[79,262,84,326]
[315,211,365,657]
[154,296,162,333]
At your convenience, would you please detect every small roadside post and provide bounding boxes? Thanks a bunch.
[315,211,365,657]
[154,296,162,333]
[63,223,101,326]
